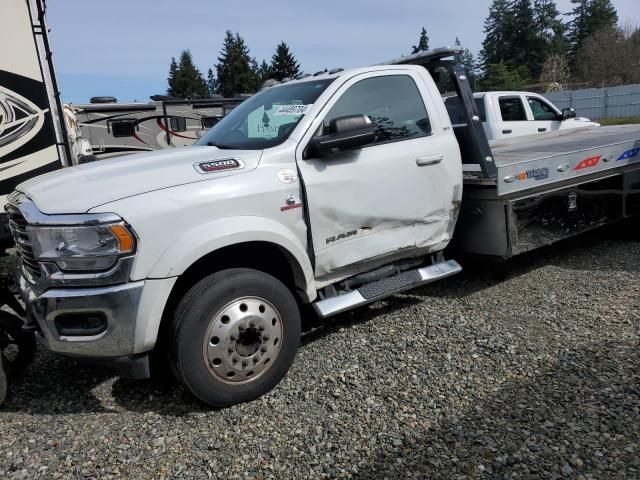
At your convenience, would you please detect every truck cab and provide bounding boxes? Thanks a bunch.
[473,91,600,141]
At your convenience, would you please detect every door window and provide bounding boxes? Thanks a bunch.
[323,75,431,144]
[527,97,559,121]
[499,97,527,121]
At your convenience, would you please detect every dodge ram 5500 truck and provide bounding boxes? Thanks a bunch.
[7,48,640,406]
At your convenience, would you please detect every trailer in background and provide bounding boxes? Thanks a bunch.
[0,0,70,213]
[72,96,248,160]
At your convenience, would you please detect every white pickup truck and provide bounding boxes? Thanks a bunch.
[7,48,640,406]
[445,91,599,141]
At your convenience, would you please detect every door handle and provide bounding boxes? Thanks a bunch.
[502,129,512,134]
[416,154,443,167]
[538,127,547,132]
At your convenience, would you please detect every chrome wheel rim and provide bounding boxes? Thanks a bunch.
[203,296,283,384]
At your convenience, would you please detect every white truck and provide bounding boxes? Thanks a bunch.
[7,48,640,407]
[445,91,599,141]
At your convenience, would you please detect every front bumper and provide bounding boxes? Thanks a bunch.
[20,274,145,358]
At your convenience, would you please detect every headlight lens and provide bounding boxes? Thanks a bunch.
[28,223,135,271]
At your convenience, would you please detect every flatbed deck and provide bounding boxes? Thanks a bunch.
[463,125,640,196]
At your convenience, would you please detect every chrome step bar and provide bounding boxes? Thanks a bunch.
[312,259,462,318]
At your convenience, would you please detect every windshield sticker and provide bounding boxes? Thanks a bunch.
[274,104,313,116]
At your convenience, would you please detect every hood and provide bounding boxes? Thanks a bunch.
[17,147,262,214]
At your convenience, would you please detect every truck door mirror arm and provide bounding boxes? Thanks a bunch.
[305,114,376,159]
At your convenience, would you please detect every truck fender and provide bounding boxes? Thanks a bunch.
[146,216,317,302]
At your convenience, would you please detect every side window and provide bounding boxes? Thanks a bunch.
[499,97,527,122]
[527,97,559,121]
[323,75,431,144]
[170,117,187,132]
[110,119,136,138]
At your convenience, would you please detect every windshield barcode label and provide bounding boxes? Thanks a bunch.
[274,104,312,116]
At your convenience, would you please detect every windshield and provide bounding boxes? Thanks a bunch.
[197,79,335,150]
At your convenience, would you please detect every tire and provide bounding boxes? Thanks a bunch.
[0,311,36,377]
[169,268,301,407]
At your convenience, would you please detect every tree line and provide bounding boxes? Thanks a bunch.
[167,0,639,99]
[167,31,301,99]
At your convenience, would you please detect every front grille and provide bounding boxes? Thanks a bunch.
[5,202,42,282]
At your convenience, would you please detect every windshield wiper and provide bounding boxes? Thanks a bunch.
[206,141,234,149]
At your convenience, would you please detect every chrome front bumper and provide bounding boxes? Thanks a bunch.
[20,274,145,358]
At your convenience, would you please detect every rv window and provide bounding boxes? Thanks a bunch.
[111,119,136,137]
[202,116,220,129]
[170,117,187,132]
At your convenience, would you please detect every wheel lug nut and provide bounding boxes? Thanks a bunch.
[249,321,255,327]
[227,347,233,353]
[261,346,268,353]
[242,360,248,367]
[232,358,238,364]
[259,326,265,331]
[239,325,245,331]
[230,335,237,341]
[263,335,269,341]
[253,357,260,364]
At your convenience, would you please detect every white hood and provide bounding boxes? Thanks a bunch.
[17,147,262,214]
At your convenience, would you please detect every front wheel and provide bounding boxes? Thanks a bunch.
[170,268,301,407]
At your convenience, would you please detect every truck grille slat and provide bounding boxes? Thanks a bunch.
[6,202,42,282]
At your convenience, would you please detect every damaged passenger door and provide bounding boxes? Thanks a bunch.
[297,71,459,281]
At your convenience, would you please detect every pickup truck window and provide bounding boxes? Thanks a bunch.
[527,96,559,121]
[322,75,431,144]
[196,79,334,150]
[499,97,527,122]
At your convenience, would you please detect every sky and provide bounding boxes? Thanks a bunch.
[46,0,640,104]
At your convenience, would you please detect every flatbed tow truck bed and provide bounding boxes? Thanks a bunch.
[456,124,640,258]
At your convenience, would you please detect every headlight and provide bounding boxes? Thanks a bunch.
[28,223,135,271]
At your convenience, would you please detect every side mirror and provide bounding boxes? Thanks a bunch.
[307,114,376,157]
[562,107,577,120]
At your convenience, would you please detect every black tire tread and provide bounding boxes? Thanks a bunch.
[169,268,300,407]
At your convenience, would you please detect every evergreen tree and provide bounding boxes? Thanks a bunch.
[507,0,542,79]
[256,60,273,84]
[480,0,513,68]
[412,27,430,54]
[167,57,179,97]
[166,50,208,99]
[206,68,217,97]
[270,42,301,81]
[568,0,618,62]
[215,31,258,97]
[534,0,566,57]
[481,61,529,90]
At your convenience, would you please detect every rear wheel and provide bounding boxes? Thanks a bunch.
[170,268,301,407]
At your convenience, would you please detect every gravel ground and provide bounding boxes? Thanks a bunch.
[0,225,639,479]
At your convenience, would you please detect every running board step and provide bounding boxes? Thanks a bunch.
[313,259,462,318]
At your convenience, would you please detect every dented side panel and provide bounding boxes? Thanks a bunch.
[296,69,463,280]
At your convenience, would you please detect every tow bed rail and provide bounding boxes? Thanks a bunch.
[488,125,640,196]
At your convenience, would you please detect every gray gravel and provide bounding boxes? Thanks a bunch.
[1,225,639,479]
